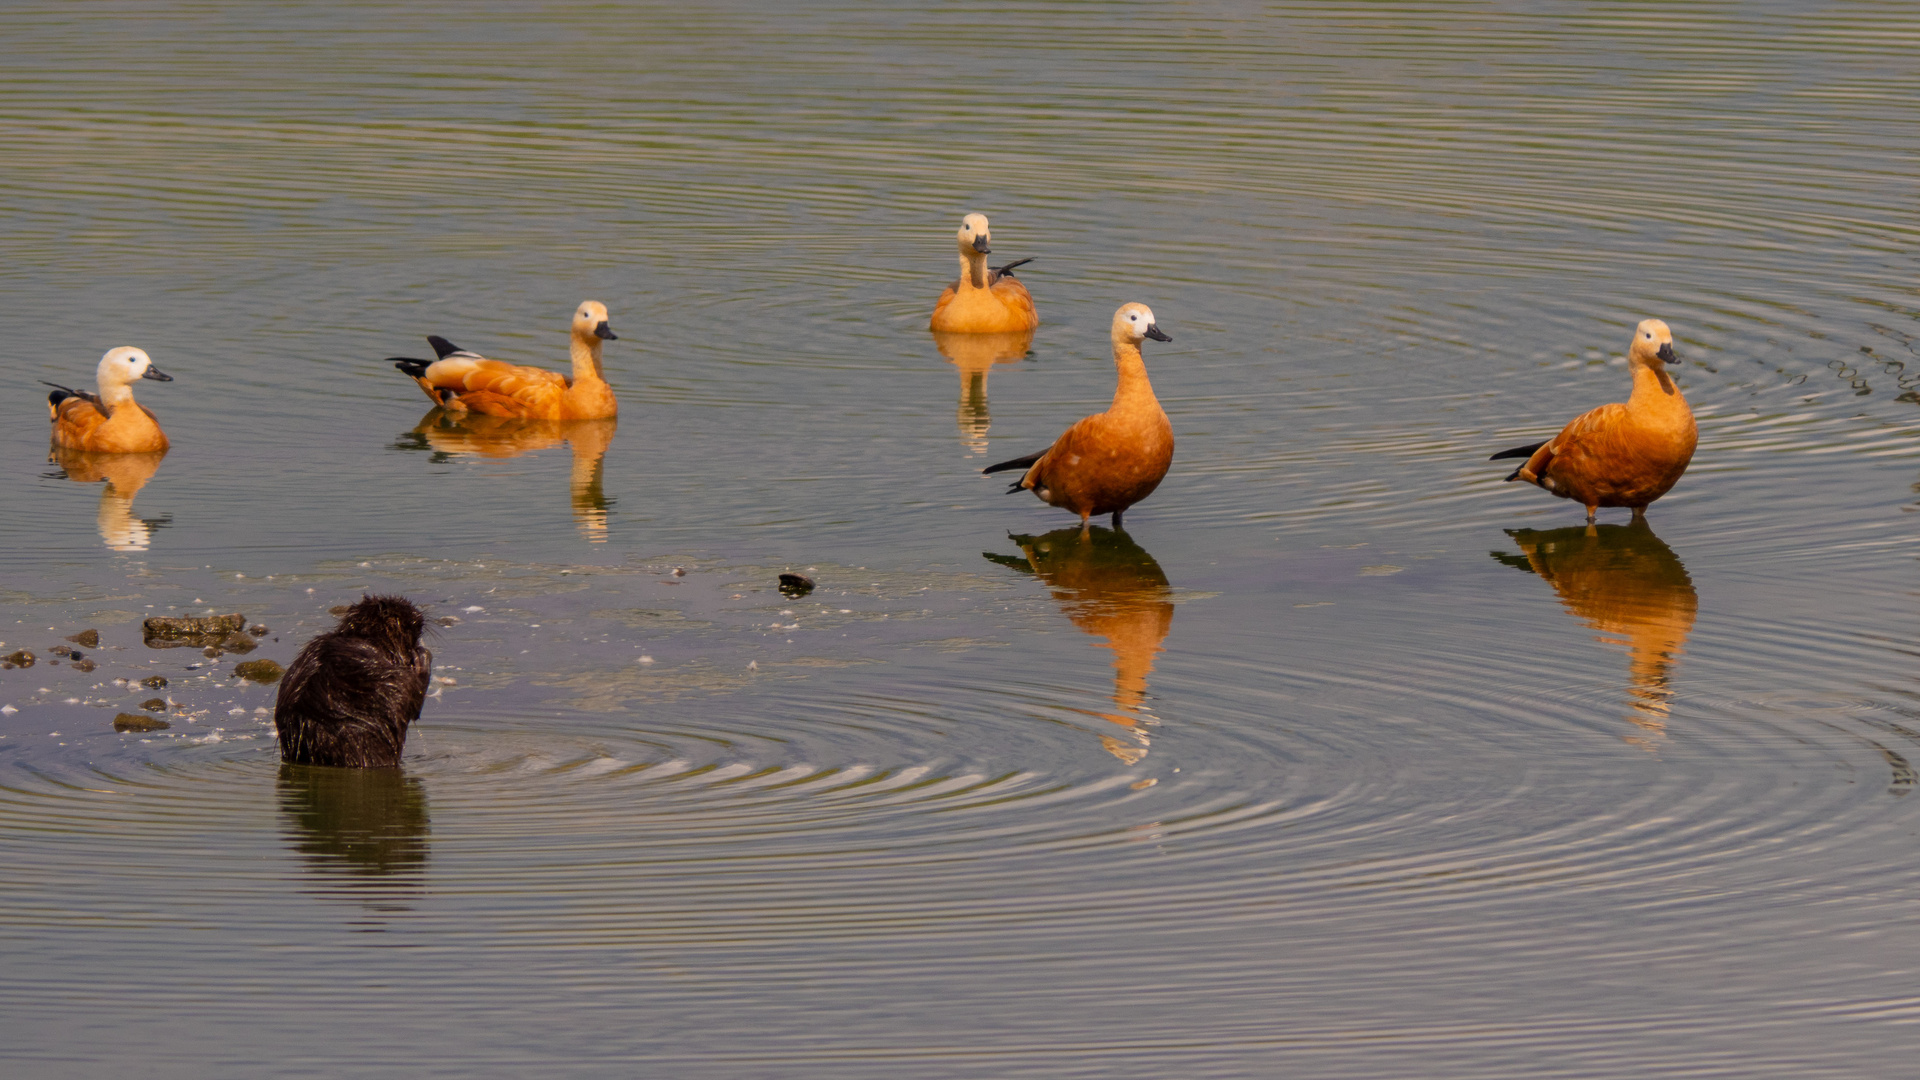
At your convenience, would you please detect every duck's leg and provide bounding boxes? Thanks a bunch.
[1112,509,1125,530]
[1630,506,1647,520]
[1585,504,1598,524]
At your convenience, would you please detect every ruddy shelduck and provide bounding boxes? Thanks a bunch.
[929,213,1039,334]
[1492,318,1697,523]
[390,301,620,420]
[46,347,174,454]
[984,303,1173,528]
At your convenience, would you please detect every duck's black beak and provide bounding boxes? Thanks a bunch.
[142,364,174,382]
[1145,324,1172,343]
[972,235,991,254]
[594,321,618,341]
[1657,342,1677,364]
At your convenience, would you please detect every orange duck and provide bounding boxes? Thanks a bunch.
[46,347,174,454]
[391,301,620,420]
[929,213,1039,334]
[984,303,1173,528]
[1492,318,1697,523]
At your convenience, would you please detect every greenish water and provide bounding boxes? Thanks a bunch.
[4,2,1920,1075]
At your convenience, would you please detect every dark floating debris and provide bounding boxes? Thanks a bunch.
[778,573,815,597]
[66,629,100,648]
[234,658,286,684]
[3,650,35,668]
[114,713,171,733]
[141,698,169,711]
[141,675,168,689]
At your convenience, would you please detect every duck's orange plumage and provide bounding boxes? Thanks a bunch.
[929,213,1039,334]
[46,347,174,455]
[1492,318,1698,523]
[391,301,620,420]
[984,302,1173,528]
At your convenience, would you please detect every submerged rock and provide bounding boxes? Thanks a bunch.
[114,713,171,733]
[248,624,269,636]
[71,659,95,673]
[66,629,100,648]
[141,675,168,689]
[3,650,34,668]
[234,658,286,684]
[141,698,169,711]
[143,613,246,641]
[50,644,73,658]
[778,573,815,597]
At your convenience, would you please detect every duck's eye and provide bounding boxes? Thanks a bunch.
[1129,314,1138,320]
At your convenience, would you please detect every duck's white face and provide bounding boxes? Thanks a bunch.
[1113,303,1170,344]
[957,213,992,255]
[1630,318,1677,365]
[572,301,617,341]
[97,346,168,386]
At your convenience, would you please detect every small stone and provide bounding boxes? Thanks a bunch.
[142,698,168,711]
[141,675,168,689]
[114,713,170,733]
[437,616,460,627]
[142,614,246,642]
[66,630,100,648]
[3,650,34,668]
[203,646,221,658]
[50,645,73,658]
[71,659,95,673]
[329,605,351,616]
[248,624,268,636]
[778,573,815,597]
[233,659,285,684]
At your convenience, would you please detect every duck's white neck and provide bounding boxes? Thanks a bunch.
[98,379,138,409]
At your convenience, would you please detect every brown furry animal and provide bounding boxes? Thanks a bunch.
[274,595,433,768]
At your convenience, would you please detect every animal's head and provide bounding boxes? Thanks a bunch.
[572,301,617,342]
[1112,303,1172,346]
[957,213,992,255]
[336,594,428,651]
[97,347,172,387]
[1630,319,1677,366]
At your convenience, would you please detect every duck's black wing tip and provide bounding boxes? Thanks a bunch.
[988,257,1035,284]
[1489,440,1546,461]
[391,358,433,378]
[426,335,465,360]
[983,448,1047,475]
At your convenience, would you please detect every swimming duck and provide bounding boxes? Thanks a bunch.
[275,595,433,768]
[1491,318,1697,523]
[390,301,620,420]
[929,213,1039,334]
[45,347,173,454]
[983,303,1173,528]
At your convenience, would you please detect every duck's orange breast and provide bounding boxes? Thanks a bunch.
[51,399,169,454]
[931,278,1038,333]
[1032,409,1174,517]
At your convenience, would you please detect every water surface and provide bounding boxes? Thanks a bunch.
[4,3,1920,1076]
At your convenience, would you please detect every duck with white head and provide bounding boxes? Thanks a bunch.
[390,300,621,420]
[929,213,1040,334]
[984,302,1175,529]
[46,346,174,454]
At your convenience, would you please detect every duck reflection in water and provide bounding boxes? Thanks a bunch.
[277,763,429,905]
[1493,518,1697,749]
[396,411,616,541]
[47,446,170,552]
[932,329,1034,457]
[986,526,1173,765]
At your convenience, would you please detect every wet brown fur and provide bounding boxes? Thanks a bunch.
[275,595,433,768]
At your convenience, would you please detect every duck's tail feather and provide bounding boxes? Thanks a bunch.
[1489,440,1546,461]
[1504,465,1527,483]
[989,257,1035,283]
[427,335,464,360]
[391,358,433,378]
[983,448,1046,476]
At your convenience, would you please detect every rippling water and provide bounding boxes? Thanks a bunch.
[5,2,1920,1075]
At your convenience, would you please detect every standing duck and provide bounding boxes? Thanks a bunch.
[391,301,620,420]
[275,595,433,768]
[46,347,173,454]
[1492,318,1697,523]
[929,213,1039,333]
[984,303,1173,528]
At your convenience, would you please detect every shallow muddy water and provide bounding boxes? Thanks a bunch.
[4,2,1920,1076]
